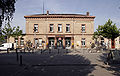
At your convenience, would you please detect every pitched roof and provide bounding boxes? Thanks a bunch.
[24,14,95,18]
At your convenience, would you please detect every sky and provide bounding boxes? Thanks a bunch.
[11,0,120,33]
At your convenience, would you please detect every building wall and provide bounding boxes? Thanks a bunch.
[24,17,94,49]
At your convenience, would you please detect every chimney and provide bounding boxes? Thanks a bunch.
[86,12,89,16]
[47,10,49,15]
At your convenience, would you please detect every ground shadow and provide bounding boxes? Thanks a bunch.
[99,53,120,76]
[0,49,95,76]
[17,49,95,76]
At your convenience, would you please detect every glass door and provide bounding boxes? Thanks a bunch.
[65,38,71,49]
[49,38,54,49]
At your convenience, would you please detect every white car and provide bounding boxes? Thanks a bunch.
[0,43,15,51]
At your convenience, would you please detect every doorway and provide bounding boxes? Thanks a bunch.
[57,37,63,49]
[65,38,71,49]
[48,38,54,49]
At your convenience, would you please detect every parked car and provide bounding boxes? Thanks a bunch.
[107,49,120,64]
[0,43,15,51]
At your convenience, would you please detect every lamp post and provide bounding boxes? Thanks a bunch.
[33,27,36,49]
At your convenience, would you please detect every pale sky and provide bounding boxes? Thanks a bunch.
[11,0,120,33]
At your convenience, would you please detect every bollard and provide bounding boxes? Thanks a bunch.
[41,49,42,54]
[24,48,25,53]
[20,55,23,66]
[16,49,19,61]
[7,49,9,53]
[49,49,51,54]
[58,49,59,54]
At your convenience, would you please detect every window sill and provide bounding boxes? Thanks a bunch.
[33,32,39,33]
[49,31,54,33]
[57,31,63,33]
[81,32,86,33]
[66,31,71,33]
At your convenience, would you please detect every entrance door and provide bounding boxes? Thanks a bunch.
[57,38,63,49]
[49,38,54,49]
[65,38,71,49]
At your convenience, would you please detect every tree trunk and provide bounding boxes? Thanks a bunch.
[108,39,110,49]
[111,39,115,49]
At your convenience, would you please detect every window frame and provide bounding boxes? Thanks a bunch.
[66,24,70,33]
[39,38,42,46]
[49,24,54,32]
[33,24,39,33]
[81,38,85,46]
[14,38,18,46]
[58,24,62,32]
[81,24,86,33]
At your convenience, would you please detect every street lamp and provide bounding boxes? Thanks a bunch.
[33,27,37,48]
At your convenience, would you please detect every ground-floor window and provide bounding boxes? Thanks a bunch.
[34,38,39,47]
[101,37,104,46]
[14,38,18,46]
[39,39,42,46]
[20,38,24,46]
[81,38,85,46]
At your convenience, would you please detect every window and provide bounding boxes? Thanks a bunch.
[39,39,42,46]
[34,24,38,32]
[81,38,85,46]
[20,38,24,46]
[66,24,70,32]
[81,24,85,32]
[34,38,38,46]
[58,24,62,32]
[15,38,18,46]
[50,24,53,32]
[101,37,104,46]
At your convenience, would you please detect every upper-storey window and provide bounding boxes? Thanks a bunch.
[50,24,53,32]
[81,24,85,33]
[66,24,70,32]
[58,24,62,32]
[34,24,38,32]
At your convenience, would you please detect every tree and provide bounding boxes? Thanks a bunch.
[12,26,23,47]
[0,0,16,26]
[93,19,120,48]
[12,26,23,38]
[2,22,15,42]
[0,34,6,44]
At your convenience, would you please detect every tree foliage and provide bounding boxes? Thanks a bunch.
[0,0,16,27]
[12,26,23,38]
[2,22,15,42]
[93,19,120,40]
[1,23,23,43]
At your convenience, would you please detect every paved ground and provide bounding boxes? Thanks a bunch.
[0,49,119,76]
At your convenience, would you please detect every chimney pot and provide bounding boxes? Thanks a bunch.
[47,10,49,15]
[86,12,89,16]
